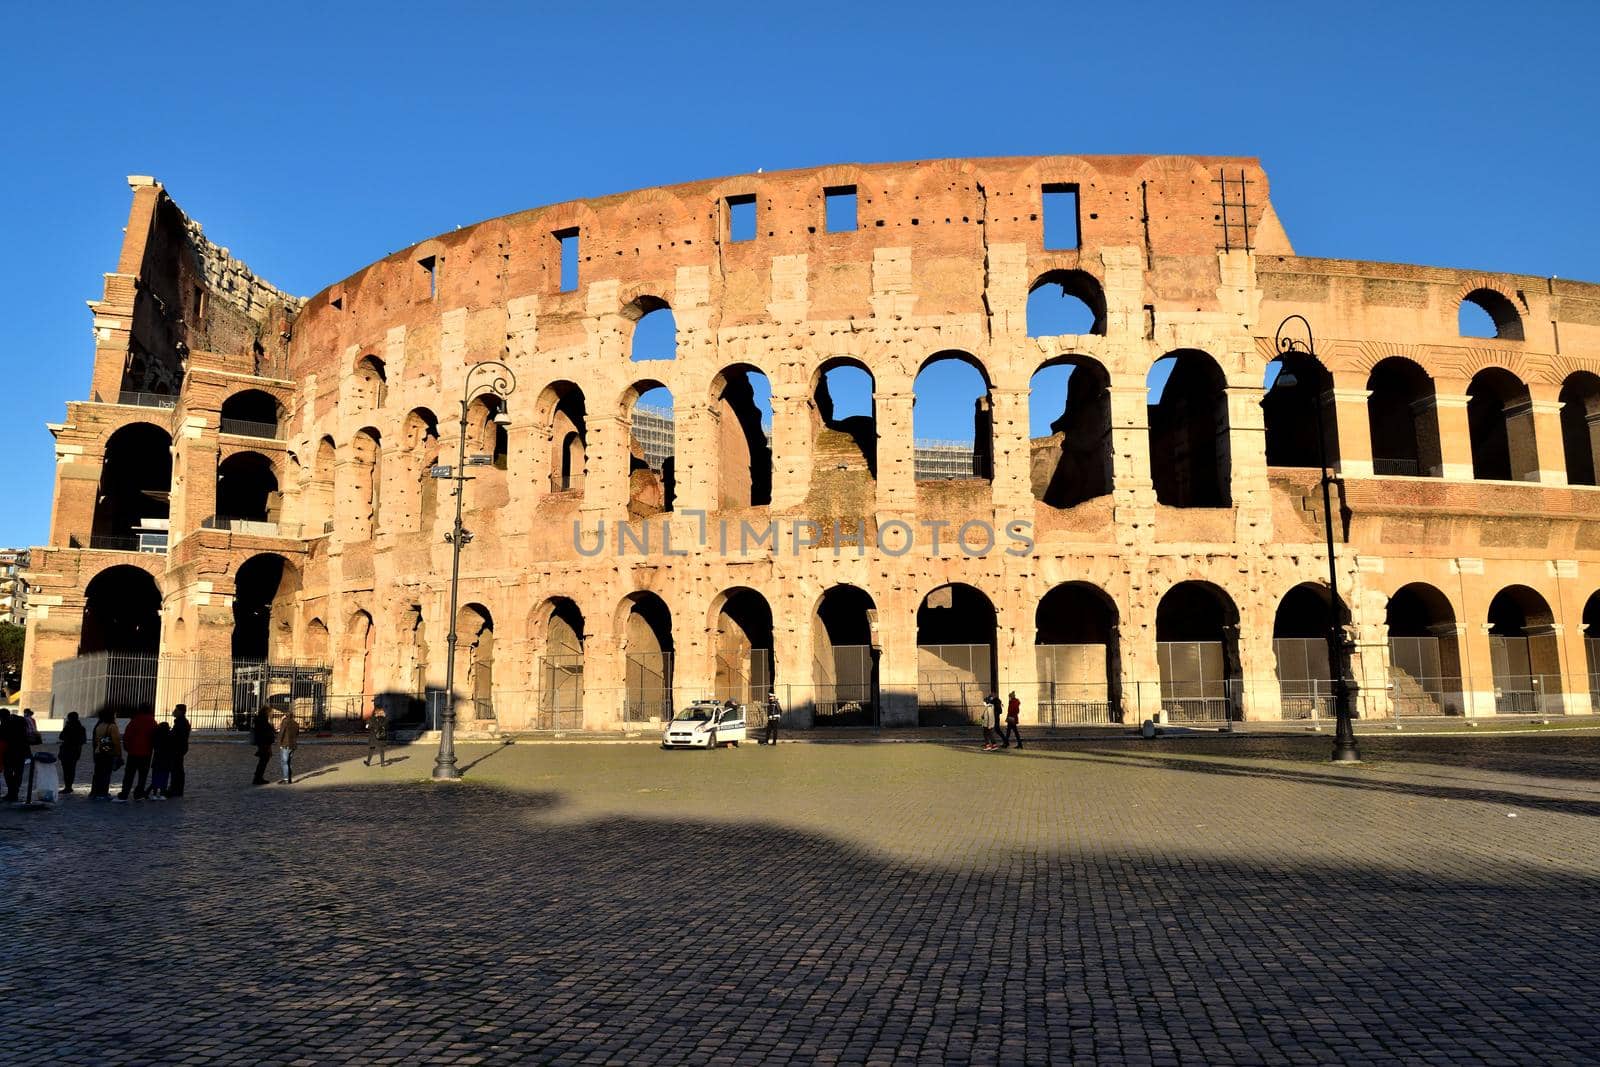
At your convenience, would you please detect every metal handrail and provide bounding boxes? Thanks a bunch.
[218,418,283,440]
[116,391,178,410]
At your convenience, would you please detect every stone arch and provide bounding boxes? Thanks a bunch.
[92,422,172,547]
[309,436,336,534]
[1035,582,1120,722]
[1486,585,1561,714]
[532,596,586,729]
[455,602,496,721]
[354,355,387,410]
[1262,352,1340,469]
[1583,591,1600,709]
[1148,350,1230,507]
[347,428,383,539]
[1026,269,1107,337]
[913,350,993,482]
[1459,286,1524,341]
[534,381,588,493]
[915,582,997,725]
[304,617,329,663]
[215,451,279,525]
[622,378,675,516]
[1559,371,1600,486]
[1386,582,1464,716]
[812,584,878,726]
[709,586,775,705]
[1155,580,1241,721]
[79,564,162,656]
[400,407,442,533]
[232,553,299,661]
[620,591,674,723]
[810,356,877,480]
[219,388,283,438]
[1366,356,1443,477]
[709,363,773,509]
[1029,355,1112,508]
[1271,582,1350,717]
[346,608,376,699]
[1467,366,1538,481]
[624,295,676,362]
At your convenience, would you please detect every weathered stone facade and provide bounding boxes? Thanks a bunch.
[23,158,1600,729]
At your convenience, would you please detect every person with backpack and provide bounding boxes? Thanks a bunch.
[277,710,300,784]
[1003,691,1024,749]
[90,708,122,800]
[251,709,274,785]
[57,711,87,794]
[116,703,158,802]
[167,705,191,798]
[363,701,387,768]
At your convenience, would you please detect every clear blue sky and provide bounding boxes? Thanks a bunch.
[3,0,1597,545]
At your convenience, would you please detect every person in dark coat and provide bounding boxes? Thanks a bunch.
[90,708,121,800]
[2,706,32,801]
[363,701,387,768]
[763,691,782,745]
[251,709,274,785]
[148,722,173,800]
[277,711,300,784]
[116,703,158,801]
[57,711,87,794]
[167,705,191,798]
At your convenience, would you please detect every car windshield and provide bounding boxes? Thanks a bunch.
[674,706,716,723]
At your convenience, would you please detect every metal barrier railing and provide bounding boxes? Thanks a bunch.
[219,418,283,439]
[115,391,178,410]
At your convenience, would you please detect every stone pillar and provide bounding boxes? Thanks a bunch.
[1431,384,1475,481]
[1329,373,1374,478]
[989,386,1031,517]
[673,402,715,516]
[1552,560,1594,716]
[1119,579,1162,722]
[1235,620,1283,721]
[769,389,810,511]
[1225,379,1272,544]
[1107,378,1155,548]
[875,391,916,517]
[1527,384,1566,485]
[877,583,919,727]
[1349,583,1393,720]
[994,589,1039,723]
[584,413,627,519]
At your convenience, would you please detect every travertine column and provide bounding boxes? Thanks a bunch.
[1527,383,1566,485]
[877,582,918,727]
[1432,383,1475,481]
[1107,378,1155,548]
[1329,373,1374,478]
[1226,379,1272,544]
[875,392,916,517]
[989,386,1032,516]
[1235,620,1283,721]
[1552,560,1594,716]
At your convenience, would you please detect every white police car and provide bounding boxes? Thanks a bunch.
[661,700,747,749]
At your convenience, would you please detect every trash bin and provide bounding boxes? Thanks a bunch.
[25,752,60,804]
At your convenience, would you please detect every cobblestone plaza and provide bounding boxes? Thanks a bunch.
[6,733,1600,1064]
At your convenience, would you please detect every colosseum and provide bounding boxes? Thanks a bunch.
[22,156,1600,734]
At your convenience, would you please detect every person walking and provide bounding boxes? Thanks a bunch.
[57,711,87,794]
[2,707,30,801]
[981,692,1003,751]
[363,701,387,767]
[167,705,191,798]
[1003,691,1024,749]
[89,708,121,800]
[147,721,173,800]
[116,703,158,802]
[23,708,42,746]
[250,709,274,785]
[277,710,300,784]
[763,691,781,745]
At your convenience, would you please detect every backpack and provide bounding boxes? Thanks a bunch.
[94,726,114,756]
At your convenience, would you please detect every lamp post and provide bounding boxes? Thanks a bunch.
[1272,315,1361,763]
[432,360,516,781]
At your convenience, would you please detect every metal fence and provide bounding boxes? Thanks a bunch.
[916,643,994,725]
[1032,682,1120,725]
[49,653,334,730]
[623,652,674,724]
[218,417,283,439]
[87,531,168,554]
[116,391,178,410]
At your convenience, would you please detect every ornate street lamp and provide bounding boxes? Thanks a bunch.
[1272,315,1361,763]
[432,360,516,781]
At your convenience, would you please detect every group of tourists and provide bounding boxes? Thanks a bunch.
[981,692,1024,751]
[243,700,388,784]
[69,703,192,800]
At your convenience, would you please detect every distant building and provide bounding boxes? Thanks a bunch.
[0,549,28,625]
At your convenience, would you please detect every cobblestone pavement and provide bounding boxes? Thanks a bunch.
[5,733,1600,1065]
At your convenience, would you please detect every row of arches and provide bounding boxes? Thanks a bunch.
[77,562,1600,724]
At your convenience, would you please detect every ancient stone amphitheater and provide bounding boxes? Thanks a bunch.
[23,157,1600,732]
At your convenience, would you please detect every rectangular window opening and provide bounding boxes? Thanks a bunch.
[727,194,757,242]
[418,255,438,300]
[1042,183,1081,250]
[825,186,857,233]
[554,228,580,292]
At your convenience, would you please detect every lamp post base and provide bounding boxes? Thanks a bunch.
[431,762,462,781]
[1330,743,1362,763]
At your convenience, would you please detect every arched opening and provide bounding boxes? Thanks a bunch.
[916,583,997,726]
[1583,591,1600,711]
[626,383,675,517]
[711,587,774,706]
[813,585,878,726]
[401,408,442,533]
[712,365,773,509]
[219,389,282,439]
[1487,585,1562,714]
[811,358,877,481]
[346,609,375,699]
[355,355,387,410]
[628,298,676,362]
[621,592,674,723]
[347,429,382,539]
[1025,270,1106,337]
[1262,354,1339,469]
[455,603,495,721]
[1148,350,1231,506]
[1467,367,1538,481]
[535,597,585,729]
[1366,357,1443,477]
[92,423,171,550]
[538,382,588,493]
[1559,372,1600,487]
[913,352,993,482]
[215,452,279,526]
[232,554,297,661]
[400,603,431,726]
[1035,583,1119,723]
[1156,581,1241,721]
[466,394,509,472]
[1272,583,1347,719]
[1386,583,1463,716]
[1028,356,1112,507]
[310,436,336,535]
[79,565,161,656]
[305,617,329,663]
[1459,289,1524,341]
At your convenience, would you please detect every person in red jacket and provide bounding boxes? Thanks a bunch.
[115,703,159,802]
